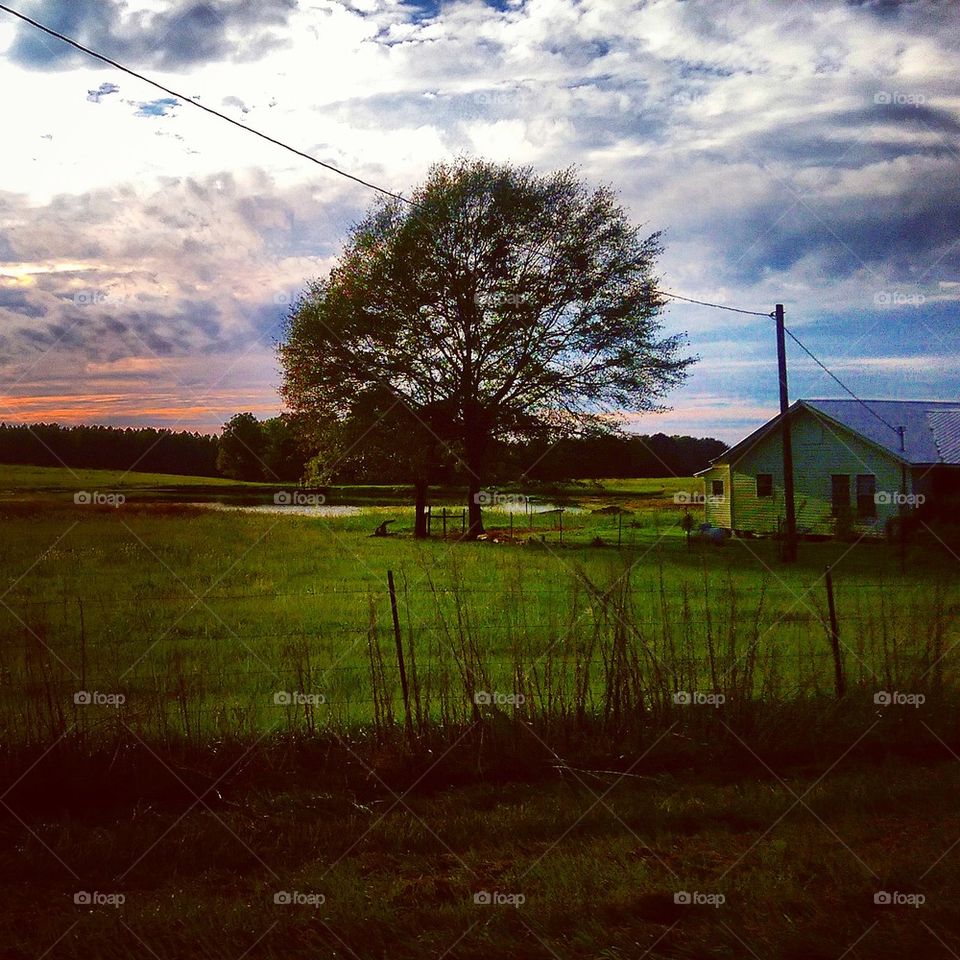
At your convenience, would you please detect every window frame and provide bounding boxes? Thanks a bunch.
[756,473,774,498]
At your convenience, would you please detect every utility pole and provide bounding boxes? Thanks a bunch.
[776,304,798,562]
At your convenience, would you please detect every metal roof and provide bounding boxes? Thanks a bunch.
[803,400,960,466]
[710,399,960,468]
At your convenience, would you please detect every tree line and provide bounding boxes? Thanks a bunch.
[0,416,724,484]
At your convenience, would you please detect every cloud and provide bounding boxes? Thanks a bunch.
[87,81,120,103]
[135,97,180,117]
[6,0,297,70]
[0,0,957,436]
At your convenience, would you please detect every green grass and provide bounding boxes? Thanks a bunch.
[4,748,959,958]
[0,464,956,957]
[0,484,953,745]
[0,464,265,492]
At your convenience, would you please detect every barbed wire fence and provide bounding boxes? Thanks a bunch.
[1,567,956,748]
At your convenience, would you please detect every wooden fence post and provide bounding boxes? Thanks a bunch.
[824,566,846,698]
[387,570,413,738]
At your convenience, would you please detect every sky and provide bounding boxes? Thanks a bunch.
[0,0,957,444]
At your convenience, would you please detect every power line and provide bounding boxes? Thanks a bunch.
[782,326,902,436]
[2,3,786,325]
[656,290,774,318]
[0,2,410,204]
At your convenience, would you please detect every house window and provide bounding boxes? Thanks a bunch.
[756,474,773,498]
[711,479,724,499]
[856,474,876,519]
[831,475,850,516]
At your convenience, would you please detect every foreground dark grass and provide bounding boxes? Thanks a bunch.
[3,730,959,959]
[2,467,958,956]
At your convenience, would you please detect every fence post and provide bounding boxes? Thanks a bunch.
[618,511,623,549]
[387,570,413,739]
[824,566,846,698]
[559,508,563,543]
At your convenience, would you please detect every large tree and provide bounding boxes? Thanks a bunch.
[280,159,693,536]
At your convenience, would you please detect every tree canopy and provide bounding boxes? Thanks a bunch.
[280,158,694,534]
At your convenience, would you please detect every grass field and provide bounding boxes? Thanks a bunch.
[1,464,957,957]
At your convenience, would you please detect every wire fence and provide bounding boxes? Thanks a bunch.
[1,568,955,748]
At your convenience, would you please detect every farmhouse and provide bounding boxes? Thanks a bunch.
[697,399,960,537]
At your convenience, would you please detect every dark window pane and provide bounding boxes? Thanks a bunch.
[857,474,876,519]
[831,475,850,516]
[711,479,724,498]
[757,474,773,497]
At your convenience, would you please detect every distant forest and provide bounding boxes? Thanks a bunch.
[0,418,727,483]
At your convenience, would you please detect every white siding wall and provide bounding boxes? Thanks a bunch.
[726,409,909,536]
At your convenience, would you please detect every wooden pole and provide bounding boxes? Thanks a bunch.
[824,566,846,698]
[776,304,798,562]
[387,570,413,738]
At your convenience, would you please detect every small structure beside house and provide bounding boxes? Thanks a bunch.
[697,399,960,538]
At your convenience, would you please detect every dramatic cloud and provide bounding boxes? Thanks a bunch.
[7,0,297,70]
[0,0,957,439]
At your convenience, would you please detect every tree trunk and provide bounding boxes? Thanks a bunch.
[466,477,483,538]
[414,479,428,539]
[463,430,487,540]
